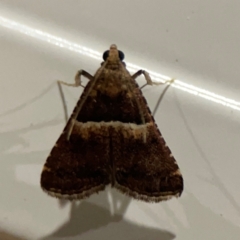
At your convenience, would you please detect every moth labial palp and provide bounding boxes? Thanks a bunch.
[40,44,184,203]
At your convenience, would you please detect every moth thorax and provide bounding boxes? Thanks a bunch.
[104,85,122,98]
[106,63,120,70]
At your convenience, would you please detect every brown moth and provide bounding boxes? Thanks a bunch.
[40,44,183,202]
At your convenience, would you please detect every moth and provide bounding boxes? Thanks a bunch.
[41,44,183,202]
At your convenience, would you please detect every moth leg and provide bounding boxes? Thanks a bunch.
[132,70,174,89]
[57,70,94,123]
[132,70,175,116]
[152,79,175,116]
[132,70,154,87]
[58,69,93,87]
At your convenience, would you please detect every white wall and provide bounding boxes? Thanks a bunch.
[0,1,239,239]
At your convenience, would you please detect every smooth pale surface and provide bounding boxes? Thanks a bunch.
[0,1,239,240]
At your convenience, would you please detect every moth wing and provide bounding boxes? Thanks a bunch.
[113,123,183,202]
[41,122,111,200]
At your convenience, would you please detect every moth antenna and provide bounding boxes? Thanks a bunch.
[153,79,174,116]
[66,62,107,140]
[140,83,148,89]
[57,81,68,123]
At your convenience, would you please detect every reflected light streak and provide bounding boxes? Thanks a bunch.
[1,16,240,111]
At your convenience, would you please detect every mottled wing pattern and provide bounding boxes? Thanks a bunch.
[41,44,183,202]
[41,76,112,200]
[108,76,183,202]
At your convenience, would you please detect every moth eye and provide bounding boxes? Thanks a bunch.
[103,50,109,61]
[102,50,125,61]
[118,51,124,61]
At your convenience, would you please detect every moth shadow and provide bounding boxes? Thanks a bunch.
[40,190,175,240]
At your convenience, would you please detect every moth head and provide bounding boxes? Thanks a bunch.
[102,44,125,62]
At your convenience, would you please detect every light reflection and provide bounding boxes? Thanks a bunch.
[0,16,240,111]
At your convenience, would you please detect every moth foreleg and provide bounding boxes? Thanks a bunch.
[57,70,94,123]
[132,70,154,87]
[58,69,93,87]
[132,70,175,116]
[132,70,174,90]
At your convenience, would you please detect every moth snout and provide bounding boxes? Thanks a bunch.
[102,44,125,61]
[110,44,117,50]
